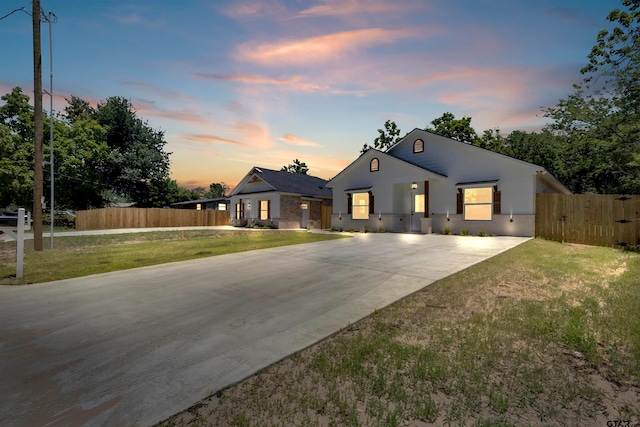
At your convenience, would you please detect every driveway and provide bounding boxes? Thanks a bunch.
[0,233,529,426]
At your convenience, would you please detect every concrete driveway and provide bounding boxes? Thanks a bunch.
[0,233,529,426]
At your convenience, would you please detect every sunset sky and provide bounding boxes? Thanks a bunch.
[1,0,619,190]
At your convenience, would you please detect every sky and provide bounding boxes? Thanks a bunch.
[0,0,621,190]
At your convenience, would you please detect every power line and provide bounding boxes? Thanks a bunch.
[0,7,28,21]
[0,6,57,23]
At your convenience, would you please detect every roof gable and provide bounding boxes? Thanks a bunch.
[326,148,446,188]
[230,166,332,198]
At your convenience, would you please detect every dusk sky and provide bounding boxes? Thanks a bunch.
[1,0,620,190]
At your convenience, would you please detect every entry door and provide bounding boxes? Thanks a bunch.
[411,193,424,231]
[301,202,309,228]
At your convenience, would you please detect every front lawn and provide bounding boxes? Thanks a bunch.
[0,230,348,285]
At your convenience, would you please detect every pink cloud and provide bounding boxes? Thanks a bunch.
[280,134,321,147]
[122,81,198,103]
[221,1,290,19]
[133,99,212,126]
[174,134,247,146]
[192,73,298,85]
[298,0,413,17]
[236,27,423,66]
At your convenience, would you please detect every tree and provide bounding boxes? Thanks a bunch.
[93,97,171,207]
[361,120,402,154]
[205,182,229,198]
[581,0,640,110]
[63,95,96,124]
[425,112,478,143]
[0,88,36,209]
[281,159,309,174]
[53,118,110,210]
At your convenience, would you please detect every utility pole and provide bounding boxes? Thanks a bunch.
[32,0,44,251]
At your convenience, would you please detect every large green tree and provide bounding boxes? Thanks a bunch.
[0,88,36,208]
[93,96,171,207]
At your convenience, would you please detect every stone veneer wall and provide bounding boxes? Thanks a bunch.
[279,195,302,229]
[431,214,535,237]
[331,214,410,233]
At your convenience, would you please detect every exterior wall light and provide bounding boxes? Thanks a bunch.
[411,182,418,190]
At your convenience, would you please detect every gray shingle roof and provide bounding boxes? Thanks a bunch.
[243,167,332,198]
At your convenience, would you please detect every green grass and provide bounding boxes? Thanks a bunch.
[0,230,348,285]
[158,239,640,427]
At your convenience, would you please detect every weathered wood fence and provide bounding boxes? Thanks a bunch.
[536,194,639,247]
[76,208,229,230]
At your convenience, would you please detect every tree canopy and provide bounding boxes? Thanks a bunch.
[281,159,309,174]
[0,87,195,210]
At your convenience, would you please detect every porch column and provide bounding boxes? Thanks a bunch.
[424,180,429,218]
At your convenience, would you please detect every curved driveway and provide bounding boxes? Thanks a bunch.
[0,233,528,426]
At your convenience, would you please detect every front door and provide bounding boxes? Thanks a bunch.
[301,202,309,228]
[411,193,424,232]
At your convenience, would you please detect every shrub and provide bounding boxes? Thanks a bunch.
[339,227,344,232]
[377,226,385,233]
[364,224,370,233]
[348,227,355,233]
[443,227,451,235]
[478,230,487,237]
[461,228,470,236]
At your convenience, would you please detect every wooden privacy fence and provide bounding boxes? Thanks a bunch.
[536,193,640,248]
[321,205,332,229]
[76,208,229,230]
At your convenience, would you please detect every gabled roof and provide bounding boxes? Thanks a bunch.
[171,198,229,207]
[387,128,571,193]
[230,166,332,198]
[326,148,446,188]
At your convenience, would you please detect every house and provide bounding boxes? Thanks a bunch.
[228,167,333,229]
[171,198,230,211]
[326,128,570,236]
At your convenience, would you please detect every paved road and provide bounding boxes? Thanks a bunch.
[0,233,529,426]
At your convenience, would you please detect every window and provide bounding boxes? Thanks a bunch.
[413,139,424,153]
[370,158,379,172]
[235,201,244,219]
[218,203,227,211]
[463,187,492,220]
[259,200,270,220]
[414,194,425,213]
[196,203,202,211]
[352,192,369,219]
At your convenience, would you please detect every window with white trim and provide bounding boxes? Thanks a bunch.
[352,192,369,219]
[464,187,492,220]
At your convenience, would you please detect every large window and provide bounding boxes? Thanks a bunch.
[464,188,492,220]
[352,192,369,219]
[259,200,270,220]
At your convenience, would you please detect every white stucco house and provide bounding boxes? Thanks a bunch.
[326,129,570,236]
[228,167,332,229]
